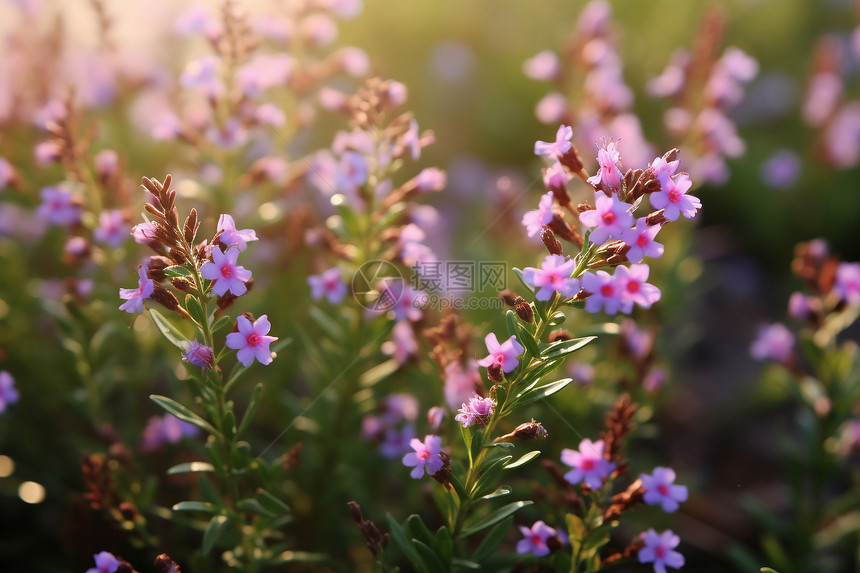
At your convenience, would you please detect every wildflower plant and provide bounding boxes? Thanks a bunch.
[383,127,696,573]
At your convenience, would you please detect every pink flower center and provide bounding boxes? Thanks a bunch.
[247,333,260,347]
[600,284,614,297]
[656,546,666,559]
[220,264,233,278]
[627,281,640,293]
[636,234,649,247]
[602,211,616,225]
[582,458,595,471]
[531,534,542,545]
[668,188,682,203]
[658,484,670,496]
[418,449,430,460]
[325,278,338,291]
[494,354,504,366]
[548,272,561,285]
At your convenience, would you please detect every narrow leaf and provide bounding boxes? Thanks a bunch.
[480,486,512,501]
[167,462,215,475]
[460,500,533,538]
[518,323,541,358]
[386,515,431,573]
[202,515,229,555]
[149,308,188,350]
[505,310,519,340]
[185,294,206,327]
[257,489,291,515]
[504,451,540,470]
[163,265,193,278]
[541,336,597,359]
[172,501,219,514]
[150,395,219,436]
[471,516,513,562]
[237,498,276,518]
[237,383,263,438]
[359,359,400,388]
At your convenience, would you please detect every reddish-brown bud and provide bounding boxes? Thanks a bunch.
[541,228,563,256]
[576,203,595,213]
[171,277,194,292]
[146,256,173,281]
[514,297,534,323]
[154,554,181,573]
[151,284,190,318]
[498,289,519,307]
[548,329,571,342]
[548,210,584,248]
[646,210,669,226]
[487,364,503,382]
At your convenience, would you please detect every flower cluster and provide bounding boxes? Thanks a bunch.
[363,393,419,458]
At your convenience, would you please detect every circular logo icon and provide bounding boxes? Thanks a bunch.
[352,260,404,312]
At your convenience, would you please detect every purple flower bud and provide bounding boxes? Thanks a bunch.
[0,371,20,413]
[182,340,215,369]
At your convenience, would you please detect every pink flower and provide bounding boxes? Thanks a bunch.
[402,434,444,479]
[94,149,119,178]
[578,192,633,246]
[788,292,817,319]
[0,157,15,188]
[37,186,81,226]
[334,151,368,193]
[535,92,568,124]
[534,124,573,158]
[621,218,664,263]
[750,323,794,362]
[308,267,348,304]
[523,255,580,301]
[383,321,418,364]
[643,367,668,391]
[94,210,129,247]
[443,360,482,410]
[141,414,199,451]
[414,167,447,192]
[201,248,252,297]
[131,221,158,245]
[86,551,120,573]
[581,270,624,314]
[587,141,623,191]
[560,438,616,489]
[638,529,684,573]
[649,168,700,221]
[181,55,224,98]
[217,214,258,251]
[226,314,278,366]
[0,371,19,413]
[379,425,416,458]
[237,53,293,97]
[641,467,688,513]
[522,192,555,238]
[834,262,860,305]
[524,50,560,81]
[119,265,154,314]
[477,333,524,373]
[516,521,562,557]
[454,394,495,428]
[615,264,661,312]
[175,4,220,38]
[338,47,370,76]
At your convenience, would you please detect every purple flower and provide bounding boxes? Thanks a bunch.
[226,314,278,367]
[182,340,214,369]
[308,267,348,304]
[750,323,794,362]
[338,46,370,76]
[650,169,699,222]
[94,210,129,248]
[615,264,661,312]
[131,221,158,245]
[37,186,81,226]
[379,424,416,458]
[141,414,199,451]
[94,149,118,178]
[535,92,568,124]
[454,394,495,428]
[578,192,634,246]
[643,367,668,391]
[534,124,573,158]
[638,529,684,573]
[560,438,616,489]
[237,53,294,97]
[217,214,258,251]
[621,218,664,264]
[119,265,154,314]
[522,192,554,238]
[581,270,623,314]
[181,55,224,98]
[587,141,623,191]
[516,521,561,557]
[524,50,560,81]
[175,4,220,38]
[200,248,252,297]
[788,292,817,319]
[427,406,446,430]
[443,360,482,410]
[641,467,688,513]
[378,282,424,322]
[477,333,524,373]
[760,150,801,189]
[522,255,580,301]
[834,262,860,305]
[0,371,19,413]
[414,167,447,193]
[334,151,368,192]
[86,551,120,573]
[402,434,444,479]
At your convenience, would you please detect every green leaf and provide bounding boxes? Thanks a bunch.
[505,310,519,340]
[471,516,513,562]
[172,501,219,514]
[150,395,220,436]
[359,359,400,388]
[479,486,512,501]
[269,551,326,564]
[449,473,470,502]
[470,455,512,498]
[237,498,276,518]
[149,308,189,350]
[237,383,263,438]
[460,424,473,466]
[408,514,436,549]
[451,558,481,569]
[412,539,448,573]
[202,514,229,555]
[211,314,233,337]
[332,194,365,236]
[167,462,215,475]
[185,294,206,327]
[548,311,566,326]
[760,568,781,573]
[435,526,453,565]
[223,410,237,441]
[518,323,541,358]
[504,450,540,470]
[516,378,573,407]
[257,489,290,515]
[386,515,431,573]
[163,265,193,278]
[459,500,533,538]
[199,475,222,505]
[541,336,597,359]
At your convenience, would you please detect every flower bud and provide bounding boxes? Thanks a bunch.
[487,364,503,382]
[498,289,519,307]
[540,228,563,256]
[548,329,571,342]
[514,297,534,323]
